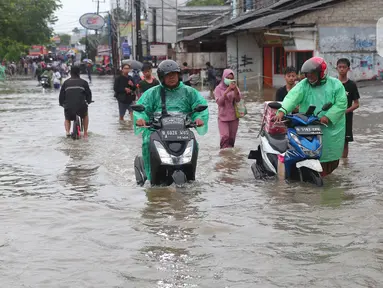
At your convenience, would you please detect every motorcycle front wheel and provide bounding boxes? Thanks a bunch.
[300,167,323,187]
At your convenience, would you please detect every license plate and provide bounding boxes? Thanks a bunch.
[295,126,322,135]
[161,129,190,141]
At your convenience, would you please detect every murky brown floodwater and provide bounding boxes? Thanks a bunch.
[0,77,382,287]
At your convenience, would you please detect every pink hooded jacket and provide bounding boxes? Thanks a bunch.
[214,69,242,121]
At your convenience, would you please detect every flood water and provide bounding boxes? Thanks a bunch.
[0,77,382,287]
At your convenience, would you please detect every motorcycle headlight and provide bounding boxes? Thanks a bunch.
[180,140,194,164]
[154,141,172,164]
[154,140,194,165]
[289,132,301,145]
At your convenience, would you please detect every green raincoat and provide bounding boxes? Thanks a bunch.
[278,76,347,163]
[133,82,209,180]
[0,65,5,81]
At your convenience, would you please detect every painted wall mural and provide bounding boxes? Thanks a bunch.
[322,53,383,81]
[227,54,254,73]
[319,27,376,53]
[318,27,383,81]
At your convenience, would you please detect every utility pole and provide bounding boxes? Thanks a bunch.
[135,0,142,61]
[161,0,164,42]
[93,0,105,35]
[152,7,157,66]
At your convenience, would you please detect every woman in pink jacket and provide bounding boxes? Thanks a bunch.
[214,69,242,149]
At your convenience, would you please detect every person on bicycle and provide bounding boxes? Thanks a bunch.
[59,66,92,138]
[274,57,347,176]
[133,60,209,181]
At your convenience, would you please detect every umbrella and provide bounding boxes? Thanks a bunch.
[122,59,143,70]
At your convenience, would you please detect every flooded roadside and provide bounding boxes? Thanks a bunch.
[0,77,382,287]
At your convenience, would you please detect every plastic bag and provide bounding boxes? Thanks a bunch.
[235,99,247,118]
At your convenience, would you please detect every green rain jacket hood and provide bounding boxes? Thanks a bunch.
[278,76,347,163]
[133,81,209,180]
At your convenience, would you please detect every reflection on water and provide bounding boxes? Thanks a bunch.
[214,148,245,184]
[57,140,100,197]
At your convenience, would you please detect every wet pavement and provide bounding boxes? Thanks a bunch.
[0,76,382,287]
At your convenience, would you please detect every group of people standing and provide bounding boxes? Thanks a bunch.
[59,55,360,179]
[113,62,159,121]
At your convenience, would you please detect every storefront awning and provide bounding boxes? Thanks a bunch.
[221,0,338,35]
[179,0,297,42]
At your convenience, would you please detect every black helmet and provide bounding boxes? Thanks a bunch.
[157,60,181,83]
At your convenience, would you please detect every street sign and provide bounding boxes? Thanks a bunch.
[79,13,105,30]
[150,44,167,56]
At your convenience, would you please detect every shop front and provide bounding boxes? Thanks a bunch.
[262,29,316,87]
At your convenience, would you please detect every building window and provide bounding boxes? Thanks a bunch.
[243,0,254,12]
[296,51,313,72]
[274,47,286,75]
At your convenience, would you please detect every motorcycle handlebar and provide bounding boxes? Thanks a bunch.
[136,121,198,129]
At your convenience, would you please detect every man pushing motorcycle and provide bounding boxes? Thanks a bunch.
[134,60,209,181]
[274,57,347,176]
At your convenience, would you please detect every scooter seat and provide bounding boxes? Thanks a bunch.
[265,132,288,153]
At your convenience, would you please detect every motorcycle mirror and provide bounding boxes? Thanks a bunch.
[268,102,282,109]
[305,105,316,116]
[322,102,333,111]
[131,104,145,112]
[193,105,208,113]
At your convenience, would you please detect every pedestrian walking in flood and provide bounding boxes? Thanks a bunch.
[113,63,136,121]
[137,62,159,99]
[214,69,242,149]
[336,58,360,158]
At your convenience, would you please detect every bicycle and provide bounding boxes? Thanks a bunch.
[59,101,94,140]
[70,101,94,140]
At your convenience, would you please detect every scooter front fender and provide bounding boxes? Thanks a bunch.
[296,159,323,172]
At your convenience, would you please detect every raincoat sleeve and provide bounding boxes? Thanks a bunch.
[278,81,305,114]
[190,89,209,136]
[133,88,155,135]
[323,81,347,124]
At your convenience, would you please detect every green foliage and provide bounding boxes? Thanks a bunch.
[186,0,225,6]
[112,7,132,22]
[0,0,62,60]
[0,38,28,61]
[58,34,71,46]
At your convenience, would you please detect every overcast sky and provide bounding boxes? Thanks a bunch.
[54,0,111,33]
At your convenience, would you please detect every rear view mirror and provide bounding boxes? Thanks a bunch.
[305,105,316,116]
[131,104,145,112]
[193,105,208,113]
[322,102,333,111]
[268,102,282,109]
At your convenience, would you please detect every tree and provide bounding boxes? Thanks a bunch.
[111,7,131,22]
[58,34,71,46]
[0,0,62,60]
[186,0,225,6]
[72,27,80,34]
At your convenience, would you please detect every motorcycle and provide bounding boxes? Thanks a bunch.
[40,76,51,89]
[96,65,112,76]
[248,101,333,187]
[131,103,208,187]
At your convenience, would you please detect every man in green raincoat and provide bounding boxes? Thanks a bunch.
[134,60,209,182]
[274,57,347,176]
[0,64,5,81]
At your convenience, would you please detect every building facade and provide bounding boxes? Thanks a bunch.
[182,0,383,89]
